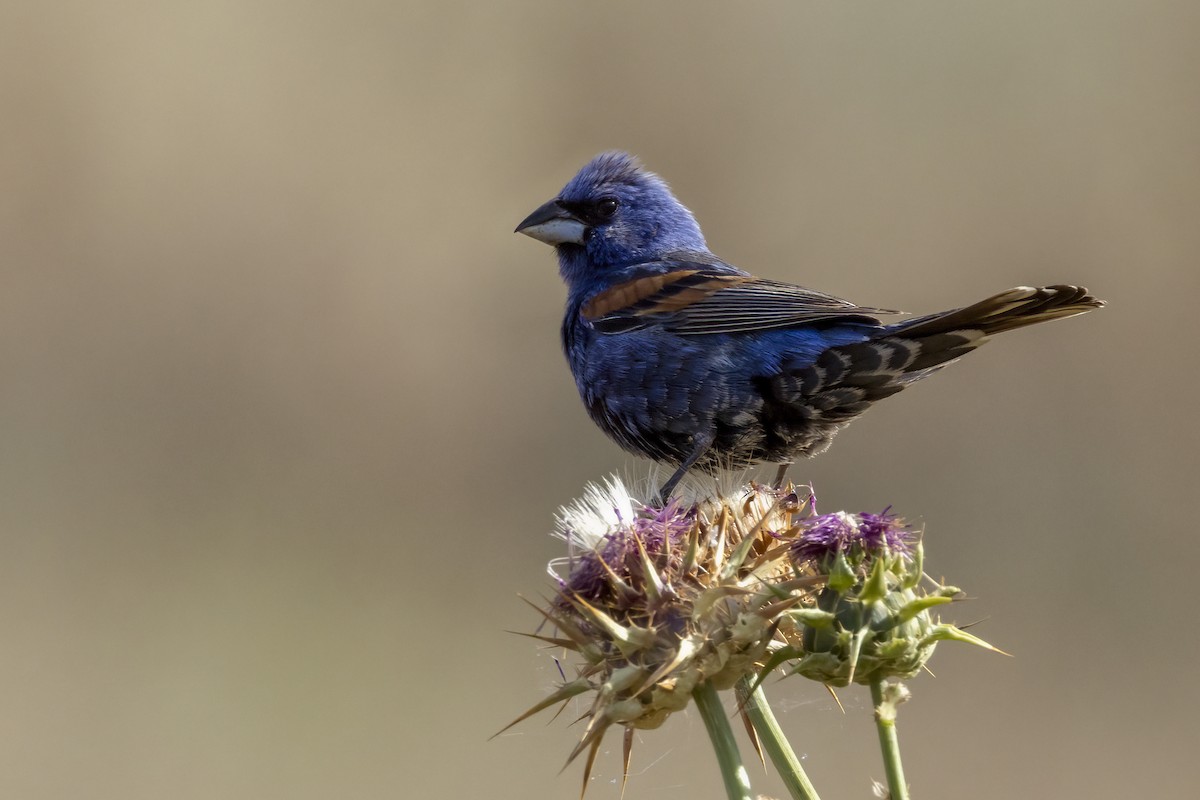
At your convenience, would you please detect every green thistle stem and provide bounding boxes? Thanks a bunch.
[736,678,821,800]
[870,678,910,800]
[694,681,753,800]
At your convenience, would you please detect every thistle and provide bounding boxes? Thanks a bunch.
[759,509,1000,688]
[505,477,1002,800]
[765,508,1003,800]
[502,477,816,798]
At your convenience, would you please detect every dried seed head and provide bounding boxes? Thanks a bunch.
[512,479,812,778]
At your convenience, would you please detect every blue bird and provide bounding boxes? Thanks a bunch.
[516,152,1103,501]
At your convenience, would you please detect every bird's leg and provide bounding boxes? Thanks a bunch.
[773,462,793,489]
[655,433,714,506]
[655,469,688,507]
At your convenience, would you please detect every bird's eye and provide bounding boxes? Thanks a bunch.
[597,197,619,218]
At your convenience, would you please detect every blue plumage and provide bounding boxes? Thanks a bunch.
[517,152,1103,500]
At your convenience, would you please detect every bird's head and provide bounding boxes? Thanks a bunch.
[516,152,707,289]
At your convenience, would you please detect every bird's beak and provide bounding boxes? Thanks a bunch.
[514,198,587,246]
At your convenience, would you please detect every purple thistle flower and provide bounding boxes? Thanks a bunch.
[627,498,696,551]
[791,509,913,566]
[561,499,695,605]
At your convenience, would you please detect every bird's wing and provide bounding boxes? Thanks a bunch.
[583,261,898,335]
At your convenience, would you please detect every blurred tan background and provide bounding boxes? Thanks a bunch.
[2,2,1196,798]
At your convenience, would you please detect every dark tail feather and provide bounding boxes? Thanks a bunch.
[887,285,1105,338]
[878,284,1104,375]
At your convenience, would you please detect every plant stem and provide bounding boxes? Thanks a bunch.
[693,680,753,800]
[870,678,909,800]
[736,677,821,800]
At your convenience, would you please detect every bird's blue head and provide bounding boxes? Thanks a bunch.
[516,152,708,293]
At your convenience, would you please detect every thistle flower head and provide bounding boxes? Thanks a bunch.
[554,483,696,605]
[509,479,812,783]
[776,510,1001,687]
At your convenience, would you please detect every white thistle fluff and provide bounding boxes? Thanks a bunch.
[549,475,637,580]
[548,468,789,581]
[555,474,638,550]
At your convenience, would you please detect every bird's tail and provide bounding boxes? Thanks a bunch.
[867,284,1105,378]
[775,286,1104,429]
[887,285,1105,339]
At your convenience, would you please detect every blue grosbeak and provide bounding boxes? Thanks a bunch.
[517,152,1103,500]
